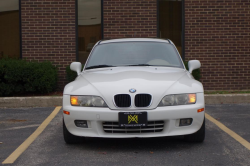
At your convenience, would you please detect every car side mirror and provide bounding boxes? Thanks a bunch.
[70,62,82,75]
[188,60,201,73]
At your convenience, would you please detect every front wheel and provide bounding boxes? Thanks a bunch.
[184,118,205,143]
[63,119,84,144]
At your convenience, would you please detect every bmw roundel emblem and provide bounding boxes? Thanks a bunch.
[129,88,136,93]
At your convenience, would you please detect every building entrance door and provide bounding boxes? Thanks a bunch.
[159,0,183,56]
[77,0,102,65]
[0,0,20,59]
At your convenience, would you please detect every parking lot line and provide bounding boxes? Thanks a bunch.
[205,113,250,151]
[2,106,62,164]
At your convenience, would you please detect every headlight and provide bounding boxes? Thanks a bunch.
[158,94,196,106]
[70,96,108,107]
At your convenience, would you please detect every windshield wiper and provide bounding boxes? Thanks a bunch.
[85,65,116,70]
[126,64,152,66]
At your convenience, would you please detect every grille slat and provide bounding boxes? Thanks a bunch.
[104,128,163,131]
[114,94,131,107]
[135,94,152,107]
[103,123,164,127]
[103,121,164,134]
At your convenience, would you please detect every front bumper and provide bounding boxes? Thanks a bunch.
[63,93,205,138]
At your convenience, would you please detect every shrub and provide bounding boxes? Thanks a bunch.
[66,65,78,83]
[66,65,85,83]
[0,58,57,96]
[184,61,201,81]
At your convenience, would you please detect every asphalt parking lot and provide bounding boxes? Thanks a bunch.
[0,104,250,166]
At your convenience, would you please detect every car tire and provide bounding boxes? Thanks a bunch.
[63,119,84,144]
[184,117,205,143]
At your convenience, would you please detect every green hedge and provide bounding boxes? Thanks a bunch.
[0,59,57,96]
[66,61,201,83]
[184,61,201,81]
[66,65,78,83]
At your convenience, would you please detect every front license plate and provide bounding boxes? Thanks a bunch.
[119,112,147,127]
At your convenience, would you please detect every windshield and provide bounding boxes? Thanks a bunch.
[85,42,183,69]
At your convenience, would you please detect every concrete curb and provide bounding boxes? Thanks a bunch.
[204,94,250,105]
[0,97,62,108]
[0,94,250,108]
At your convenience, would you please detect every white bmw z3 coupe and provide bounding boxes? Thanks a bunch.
[63,38,205,144]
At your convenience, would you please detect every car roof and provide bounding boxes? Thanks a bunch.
[99,38,170,44]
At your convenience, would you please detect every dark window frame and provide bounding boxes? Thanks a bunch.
[157,0,185,61]
[75,0,104,61]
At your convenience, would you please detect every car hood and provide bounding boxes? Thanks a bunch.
[64,67,203,109]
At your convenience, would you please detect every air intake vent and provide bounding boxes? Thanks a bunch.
[103,121,164,133]
[134,94,152,107]
[114,94,131,107]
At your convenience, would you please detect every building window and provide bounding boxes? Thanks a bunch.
[0,0,20,59]
[158,0,183,56]
[77,0,102,65]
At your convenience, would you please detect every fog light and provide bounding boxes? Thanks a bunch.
[74,120,88,128]
[179,118,193,126]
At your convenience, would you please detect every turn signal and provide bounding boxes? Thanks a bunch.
[70,96,78,106]
[188,94,196,103]
[63,110,70,115]
[197,108,205,113]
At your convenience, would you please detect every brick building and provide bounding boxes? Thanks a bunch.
[0,0,249,90]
